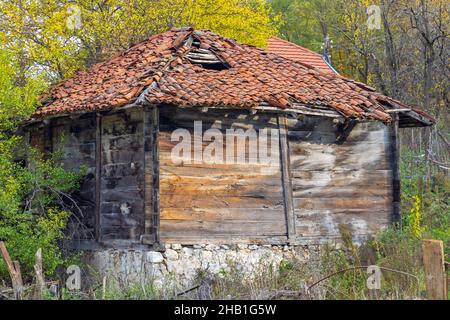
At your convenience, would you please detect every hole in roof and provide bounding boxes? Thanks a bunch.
[185,38,229,70]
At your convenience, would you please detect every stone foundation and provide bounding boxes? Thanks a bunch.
[84,244,321,288]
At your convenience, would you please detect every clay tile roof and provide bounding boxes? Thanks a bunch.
[34,28,434,126]
[267,37,335,75]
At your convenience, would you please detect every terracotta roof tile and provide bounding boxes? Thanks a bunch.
[34,28,433,125]
[267,37,334,74]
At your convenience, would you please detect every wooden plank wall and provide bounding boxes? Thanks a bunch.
[28,125,45,153]
[158,107,288,244]
[99,109,145,241]
[51,114,97,240]
[26,107,395,246]
[286,117,393,242]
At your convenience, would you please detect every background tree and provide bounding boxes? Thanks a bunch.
[0,0,279,82]
[0,47,84,280]
[271,0,449,247]
[0,0,279,280]
[272,0,448,168]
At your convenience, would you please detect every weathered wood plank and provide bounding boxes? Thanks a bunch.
[101,213,145,227]
[422,239,448,300]
[160,185,282,197]
[158,106,285,243]
[159,142,280,157]
[294,209,390,238]
[160,174,283,185]
[287,120,393,240]
[160,162,281,172]
[294,197,392,210]
[389,116,401,223]
[160,195,284,209]
[95,113,102,241]
[100,226,142,240]
[160,107,279,128]
[143,106,153,239]
[292,186,391,198]
[100,109,145,241]
[278,114,295,241]
[160,220,287,237]
[43,120,53,158]
[161,208,285,221]
[291,169,391,180]
[50,115,97,241]
[290,158,389,171]
[151,106,160,244]
[159,236,288,245]
[143,106,160,244]
[288,142,388,156]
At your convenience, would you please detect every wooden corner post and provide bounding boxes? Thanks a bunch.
[95,113,102,241]
[142,105,161,248]
[389,114,401,224]
[422,239,448,300]
[43,119,53,157]
[278,113,296,243]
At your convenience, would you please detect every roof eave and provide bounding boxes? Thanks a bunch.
[398,109,435,128]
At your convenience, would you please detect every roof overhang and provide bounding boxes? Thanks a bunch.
[382,103,434,128]
[398,109,435,128]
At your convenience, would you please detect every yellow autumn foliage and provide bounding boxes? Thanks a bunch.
[0,0,279,81]
[409,195,425,239]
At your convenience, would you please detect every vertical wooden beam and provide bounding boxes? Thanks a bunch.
[278,114,296,243]
[142,106,161,247]
[43,119,53,157]
[33,248,45,300]
[95,113,102,241]
[143,106,152,241]
[142,108,149,238]
[389,114,401,224]
[151,106,161,245]
[422,239,448,300]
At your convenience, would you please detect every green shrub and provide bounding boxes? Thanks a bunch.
[0,45,85,283]
[0,139,86,281]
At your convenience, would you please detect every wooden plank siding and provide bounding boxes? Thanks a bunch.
[99,109,145,241]
[51,114,97,240]
[25,106,395,247]
[389,115,401,224]
[158,107,288,244]
[286,117,393,242]
[95,114,102,241]
[142,106,161,245]
[278,114,296,242]
[28,124,45,153]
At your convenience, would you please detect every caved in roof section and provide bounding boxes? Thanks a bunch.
[184,35,230,71]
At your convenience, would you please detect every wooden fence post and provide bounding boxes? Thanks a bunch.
[0,241,24,299]
[33,248,45,300]
[422,239,448,300]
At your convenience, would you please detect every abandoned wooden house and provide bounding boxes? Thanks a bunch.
[23,28,434,251]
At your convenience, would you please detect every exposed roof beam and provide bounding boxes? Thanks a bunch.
[385,108,412,113]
